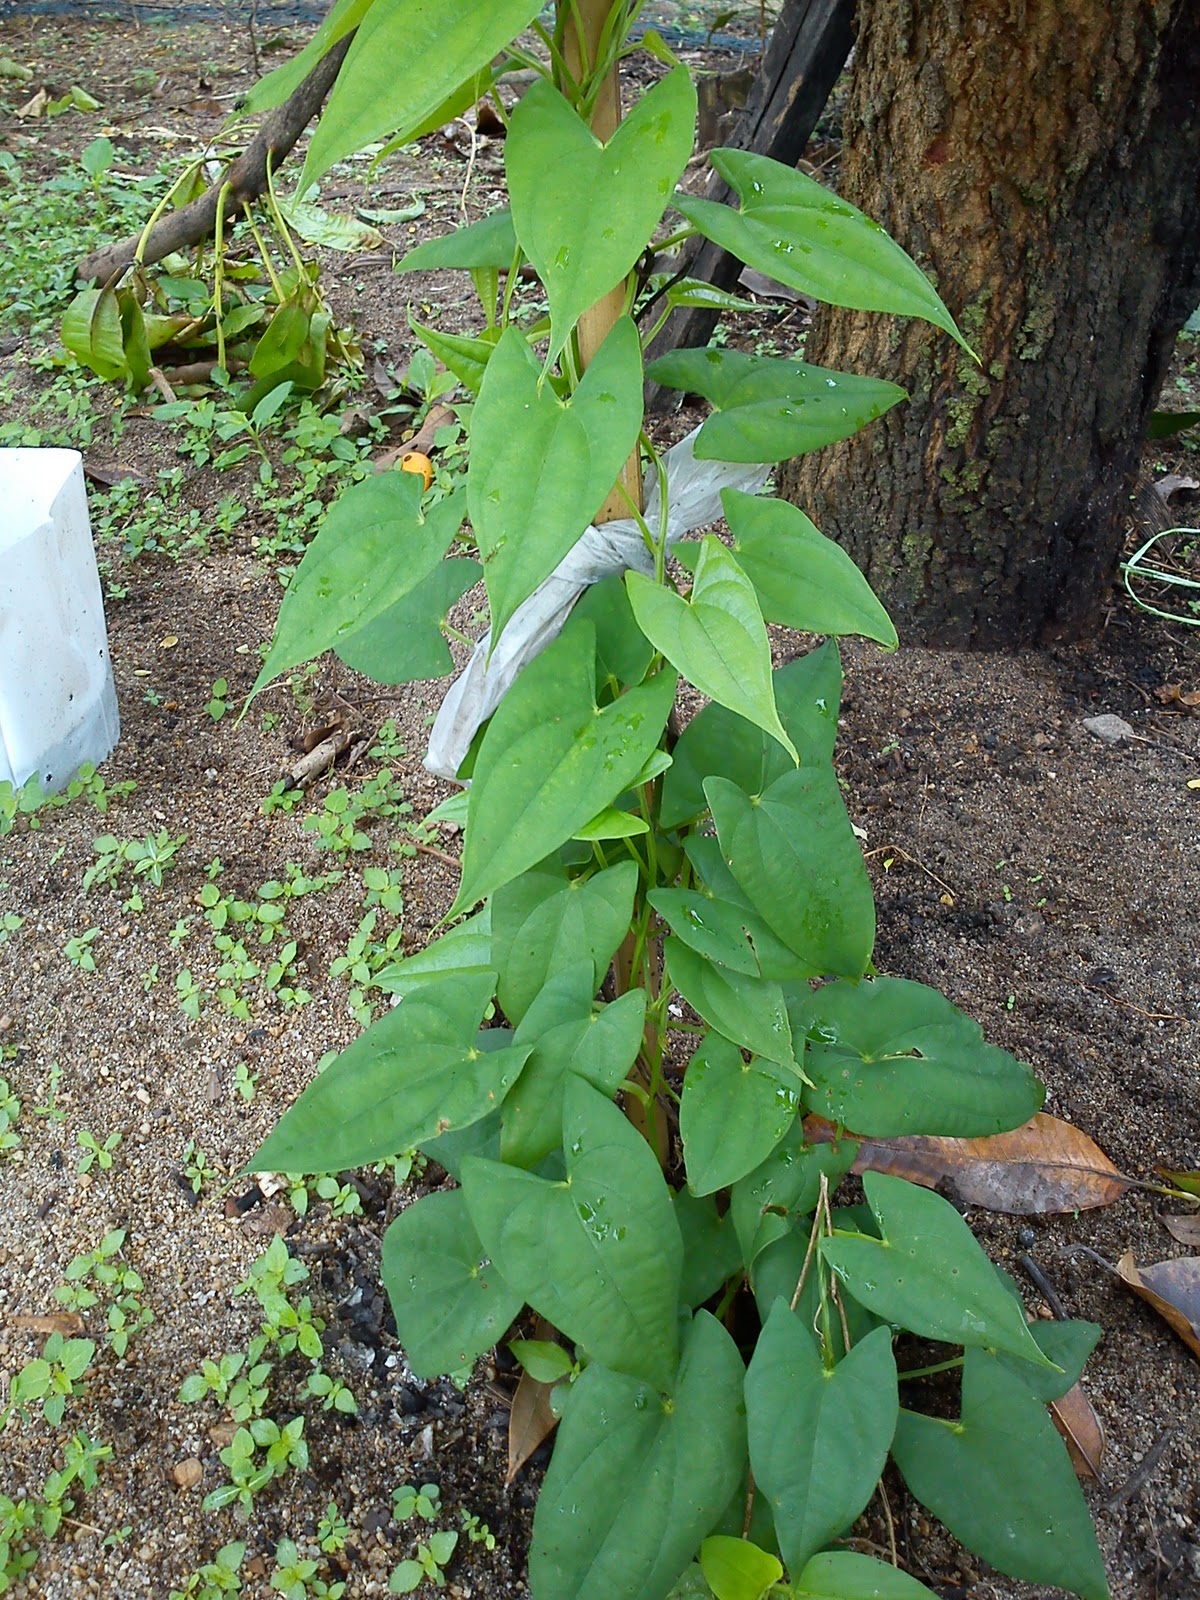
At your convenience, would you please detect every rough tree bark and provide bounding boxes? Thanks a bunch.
[779,0,1200,646]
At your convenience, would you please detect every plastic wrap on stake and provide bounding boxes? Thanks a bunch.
[425,428,770,781]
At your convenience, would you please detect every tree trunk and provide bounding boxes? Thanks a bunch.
[778,0,1200,647]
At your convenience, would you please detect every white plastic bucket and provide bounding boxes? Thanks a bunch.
[0,448,120,794]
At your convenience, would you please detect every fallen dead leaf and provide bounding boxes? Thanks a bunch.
[15,87,47,118]
[239,1201,292,1240]
[1050,1383,1106,1479]
[207,1420,238,1449]
[507,1367,560,1485]
[1161,1213,1200,1249]
[172,1457,204,1490]
[1117,1251,1200,1360]
[9,1312,86,1336]
[803,1112,1129,1215]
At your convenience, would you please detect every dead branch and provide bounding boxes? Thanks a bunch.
[75,32,355,286]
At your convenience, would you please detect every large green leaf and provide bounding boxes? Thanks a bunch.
[301,0,541,188]
[491,859,637,1024]
[747,1306,897,1572]
[791,977,1045,1138]
[650,887,814,983]
[721,490,897,647]
[730,1121,859,1269]
[380,1190,524,1378]
[502,964,646,1167]
[334,558,479,684]
[674,1190,742,1310]
[661,643,842,828]
[627,538,796,762]
[573,573,657,692]
[680,1033,801,1195]
[646,347,905,464]
[398,207,517,272]
[892,1351,1109,1600]
[705,770,874,979]
[469,318,644,642]
[410,317,501,396]
[530,1312,746,1600]
[665,937,798,1071]
[250,473,463,698]
[247,972,529,1172]
[61,286,126,381]
[453,621,676,912]
[375,906,492,999]
[242,0,376,113]
[462,1079,682,1388]
[676,149,969,352]
[821,1173,1056,1368]
[791,1551,941,1599]
[507,68,697,365]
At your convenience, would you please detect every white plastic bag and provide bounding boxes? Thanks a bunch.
[424,428,769,780]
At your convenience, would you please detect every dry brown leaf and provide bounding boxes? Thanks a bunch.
[506,1366,560,1484]
[1050,1383,1106,1479]
[1117,1251,1200,1360]
[9,1312,86,1336]
[1161,1213,1200,1249]
[802,1112,1128,1215]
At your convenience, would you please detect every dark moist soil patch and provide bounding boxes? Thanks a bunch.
[3,13,1200,1600]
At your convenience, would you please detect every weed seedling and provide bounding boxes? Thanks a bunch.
[32,1061,65,1122]
[270,1537,346,1600]
[0,1077,21,1159]
[317,1503,349,1554]
[63,927,99,971]
[76,1127,121,1174]
[169,1541,246,1600]
[182,1139,219,1195]
[206,678,230,721]
[1,1333,96,1429]
[233,1062,258,1103]
[388,1533,457,1594]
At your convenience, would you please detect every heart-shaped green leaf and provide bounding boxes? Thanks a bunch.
[791,1551,941,1599]
[821,1173,1057,1368]
[705,769,875,979]
[502,965,646,1167]
[675,1190,742,1310]
[453,621,676,912]
[677,148,969,353]
[700,1536,783,1600]
[507,68,697,365]
[398,207,517,272]
[529,1312,745,1600]
[665,937,798,1071]
[747,1305,898,1572]
[301,0,541,188]
[730,1121,859,1269]
[462,1078,682,1389]
[410,316,501,395]
[661,642,842,828]
[651,887,812,982]
[381,1189,524,1378]
[892,1351,1109,1600]
[790,976,1045,1138]
[469,317,644,643]
[375,906,492,1000]
[680,1033,801,1195]
[721,489,897,647]
[247,971,528,1173]
[250,473,463,699]
[627,538,796,762]
[491,859,637,1025]
[646,347,906,464]
[334,558,479,684]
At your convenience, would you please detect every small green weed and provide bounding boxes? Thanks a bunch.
[76,1127,121,1174]
[169,1540,246,1600]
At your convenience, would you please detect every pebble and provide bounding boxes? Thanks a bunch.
[1083,713,1135,745]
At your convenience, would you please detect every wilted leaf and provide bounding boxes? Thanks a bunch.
[281,199,384,251]
[1050,1383,1106,1480]
[1162,1214,1200,1249]
[804,1112,1128,1215]
[507,1347,562,1483]
[1158,1167,1200,1197]
[1117,1251,1200,1360]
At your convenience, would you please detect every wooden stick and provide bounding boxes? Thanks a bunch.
[75,32,355,286]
